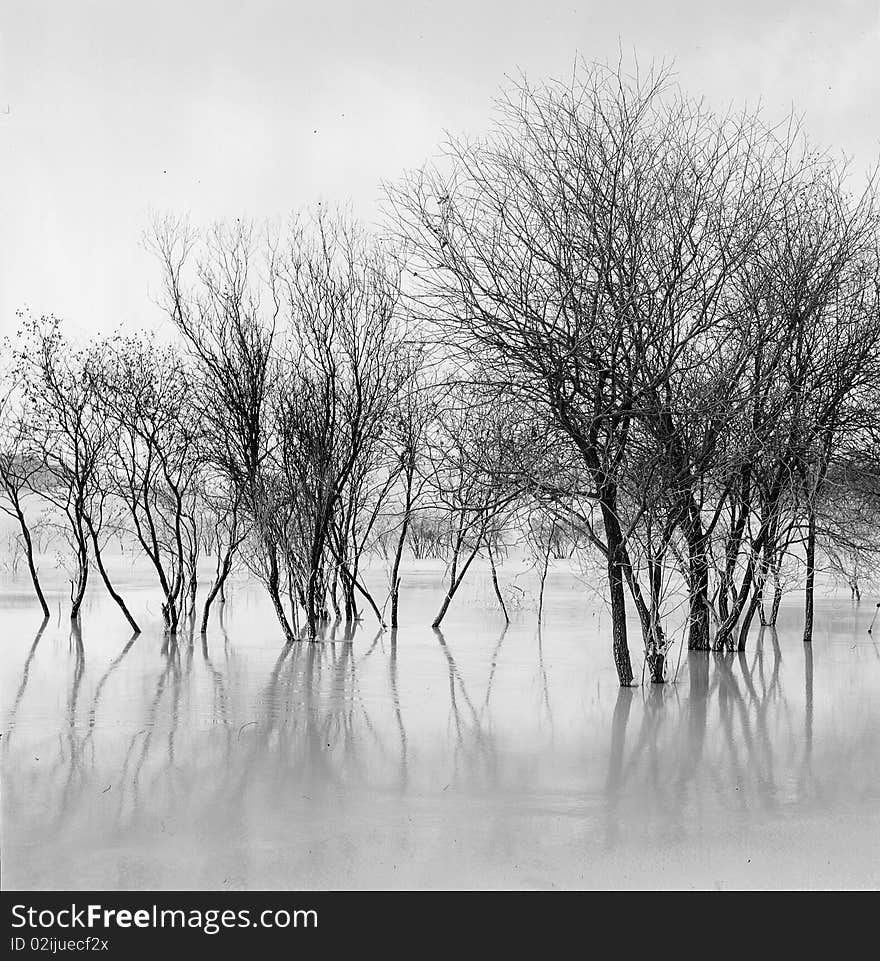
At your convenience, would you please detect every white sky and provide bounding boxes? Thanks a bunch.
[1,0,879,339]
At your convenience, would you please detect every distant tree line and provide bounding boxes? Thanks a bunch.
[2,62,879,685]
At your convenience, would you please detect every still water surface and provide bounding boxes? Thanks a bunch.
[2,562,879,889]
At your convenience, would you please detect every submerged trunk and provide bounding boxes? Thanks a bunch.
[803,506,816,644]
[186,552,198,617]
[201,550,234,635]
[11,496,50,620]
[687,535,711,651]
[432,531,482,630]
[770,579,783,624]
[69,521,89,620]
[87,520,140,634]
[736,582,762,652]
[338,561,384,627]
[389,580,402,629]
[536,535,551,625]
[717,469,752,627]
[488,543,509,624]
[647,556,668,683]
[601,493,633,687]
[266,546,297,644]
[623,567,665,683]
[605,564,633,687]
[713,551,758,652]
[163,590,181,634]
[645,647,665,684]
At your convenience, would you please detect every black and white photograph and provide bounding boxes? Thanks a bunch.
[1,0,879,929]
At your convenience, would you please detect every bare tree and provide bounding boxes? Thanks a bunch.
[149,218,288,638]
[0,370,50,619]
[197,474,244,635]
[269,210,412,636]
[100,335,200,635]
[382,344,438,628]
[423,392,523,629]
[16,316,116,622]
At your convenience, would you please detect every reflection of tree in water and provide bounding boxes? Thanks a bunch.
[536,626,553,727]
[3,619,422,840]
[4,617,49,744]
[3,619,90,833]
[388,629,408,789]
[58,619,87,817]
[603,627,827,847]
[10,609,874,880]
[433,627,498,785]
[118,634,192,821]
[3,612,532,844]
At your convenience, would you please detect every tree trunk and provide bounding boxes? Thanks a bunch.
[432,590,454,629]
[646,647,665,683]
[622,565,664,683]
[12,499,50,619]
[736,582,762,652]
[201,552,233,635]
[87,521,140,634]
[338,561,384,626]
[803,506,816,644]
[163,590,180,634]
[70,526,89,620]
[600,494,634,687]
[390,575,403,629]
[488,543,509,624]
[187,554,198,616]
[607,553,633,686]
[687,526,710,650]
[390,471,415,629]
[431,537,481,630]
[713,552,758,651]
[266,547,297,643]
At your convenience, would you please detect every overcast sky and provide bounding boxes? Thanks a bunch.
[2,0,878,338]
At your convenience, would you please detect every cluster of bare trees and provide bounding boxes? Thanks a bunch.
[3,213,425,640]
[2,62,880,685]
[388,61,880,684]
[2,210,525,642]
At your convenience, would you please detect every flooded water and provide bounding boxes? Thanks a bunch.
[2,560,879,890]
